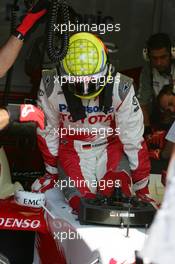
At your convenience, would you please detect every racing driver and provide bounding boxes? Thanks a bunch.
[4,32,157,212]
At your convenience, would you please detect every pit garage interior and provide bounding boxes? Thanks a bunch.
[0,0,174,263]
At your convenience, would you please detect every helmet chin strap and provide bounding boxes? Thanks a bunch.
[75,64,112,100]
[75,84,105,100]
[84,81,89,95]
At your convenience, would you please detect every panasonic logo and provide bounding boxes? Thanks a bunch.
[0,218,40,229]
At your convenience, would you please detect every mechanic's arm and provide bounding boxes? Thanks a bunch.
[116,84,151,193]
[0,0,48,77]
[0,36,23,78]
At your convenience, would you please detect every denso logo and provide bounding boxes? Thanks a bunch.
[0,218,40,229]
[59,104,114,113]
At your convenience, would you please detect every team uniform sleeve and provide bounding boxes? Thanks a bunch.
[116,83,151,191]
[37,78,60,174]
[166,121,175,143]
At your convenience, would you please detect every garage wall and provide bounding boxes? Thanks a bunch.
[71,0,156,70]
[161,0,175,42]
[0,0,173,93]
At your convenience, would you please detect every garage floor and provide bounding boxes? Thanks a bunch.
[0,230,35,264]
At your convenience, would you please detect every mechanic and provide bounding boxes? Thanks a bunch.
[158,84,175,113]
[146,84,175,185]
[157,84,175,158]
[142,84,175,187]
[137,33,175,133]
[31,32,158,212]
[0,0,48,129]
[0,0,49,78]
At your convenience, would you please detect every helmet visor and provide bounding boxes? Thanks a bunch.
[67,80,103,96]
[62,65,108,97]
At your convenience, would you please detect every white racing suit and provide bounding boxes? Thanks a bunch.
[35,72,151,206]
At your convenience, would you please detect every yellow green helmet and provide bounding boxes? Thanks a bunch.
[62,32,107,76]
[61,33,109,99]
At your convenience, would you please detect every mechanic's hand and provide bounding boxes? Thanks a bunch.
[31,172,58,193]
[150,130,166,149]
[145,130,166,160]
[15,0,49,38]
[6,104,45,129]
[0,109,10,130]
[19,104,44,129]
[148,148,161,160]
